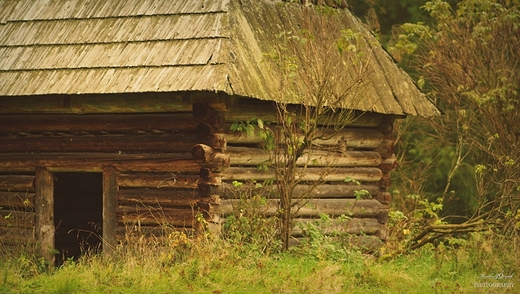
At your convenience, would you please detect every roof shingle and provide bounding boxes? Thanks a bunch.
[0,0,439,116]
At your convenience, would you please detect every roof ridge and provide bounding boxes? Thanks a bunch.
[2,10,228,24]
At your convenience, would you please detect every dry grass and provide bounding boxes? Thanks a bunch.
[1,229,518,293]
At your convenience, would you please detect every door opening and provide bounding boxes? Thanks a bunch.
[54,173,103,265]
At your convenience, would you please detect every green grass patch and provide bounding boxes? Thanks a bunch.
[1,232,518,293]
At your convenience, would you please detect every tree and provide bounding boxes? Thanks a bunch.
[264,5,374,250]
[389,0,520,249]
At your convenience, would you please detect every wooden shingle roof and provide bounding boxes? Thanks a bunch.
[0,0,439,116]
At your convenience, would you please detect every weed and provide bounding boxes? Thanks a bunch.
[221,180,281,254]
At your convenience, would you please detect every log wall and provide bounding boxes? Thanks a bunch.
[0,93,231,251]
[0,94,398,252]
[197,101,398,247]
[115,172,200,241]
[0,174,36,255]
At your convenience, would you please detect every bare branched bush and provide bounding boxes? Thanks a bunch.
[265,5,375,249]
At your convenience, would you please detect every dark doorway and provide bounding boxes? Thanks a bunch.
[54,173,103,265]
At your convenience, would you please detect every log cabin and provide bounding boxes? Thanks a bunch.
[0,0,439,263]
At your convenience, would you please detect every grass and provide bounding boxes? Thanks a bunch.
[1,232,518,293]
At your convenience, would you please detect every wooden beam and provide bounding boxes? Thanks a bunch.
[0,210,35,228]
[291,218,386,237]
[189,91,237,112]
[102,167,118,255]
[374,137,396,159]
[191,144,230,171]
[288,232,385,249]
[192,104,226,130]
[0,175,35,191]
[221,125,384,149]
[379,173,392,189]
[312,128,384,149]
[221,167,382,182]
[34,167,54,265]
[117,173,199,189]
[0,226,35,245]
[0,93,192,114]
[0,133,209,153]
[216,183,380,199]
[0,191,35,209]
[117,188,200,207]
[225,103,385,127]
[376,118,395,135]
[226,147,382,167]
[0,153,200,173]
[379,154,398,173]
[376,192,391,205]
[0,113,197,133]
[117,207,196,227]
[209,198,387,218]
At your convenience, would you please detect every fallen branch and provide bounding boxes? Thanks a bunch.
[410,218,490,250]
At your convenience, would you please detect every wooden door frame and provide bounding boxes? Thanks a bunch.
[34,166,118,264]
[35,167,54,264]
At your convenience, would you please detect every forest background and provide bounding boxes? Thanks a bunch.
[350,0,519,253]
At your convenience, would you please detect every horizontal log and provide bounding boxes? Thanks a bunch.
[192,144,216,163]
[0,210,35,228]
[190,91,238,113]
[221,167,382,182]
[375,227,388,240]
[374,137,396,159]
[226,147,382,167]
[222,126,384,149]
[0,227,35,246]
[117,173,199,189]
[225,103,384,127]
[291,218,386,237]
[115,225,194,240]
[209,198,387,218]
[117,189,201,207]
[198,168,223,186]
[197,123,219,139]
[199,167,217,179]
[0,191,35,209]
[378,173,391,189]
[297,150,382,167]
[0,113,197,133]
[298,199,387,217]
[377,210,390,224]
[287,234,384,250]
[378,154,398,173]
[194,126,228,150]
[0,93,192,114]
[0,153,200,173]
[224,129,265,145]
[226,146,270,166]
[192,144,230,171]
[216,183,380,199]
[0,175,35,191]
[376,192,391,205]
[376,119,395,135]
[198,176,222,187]
[312,128,384,149]
[209,134,227,150]
[296,184,380,198]
[116,207,196,227]
[0,133,212,153]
